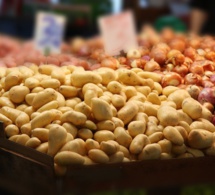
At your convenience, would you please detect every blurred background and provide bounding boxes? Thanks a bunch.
[0,0,191,40]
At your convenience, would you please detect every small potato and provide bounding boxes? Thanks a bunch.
[205,143,215,156]
[158,139,172,153]
[82,120,97,131]
[24,106,35,117]
[84,89,98,106]
[51,68,65,84]
[163,126,184,145]
[128,93,146,103]
[19,66,34,79]
[71,71,102,87]
[5,124,19,137]
[82,83,103,96]
[61,110,87,126]
[25,137,41,148]
[114,127,132,148]
[123,86,137,99]
[99,95,112,104]
[197,118,215,133]
[9,86,30,103]
[38,64,56,75]
[20,123,31,136]
[110,104,117,117]
[119,145,130,159]
[94,130,115,143]
[201,106,213,121]
[137,71,162,82]
[77,128,93,140]
[182,97,202,119]
[162,86,179,97]
[117,101,139,125]
[24,77,40,89]
[31,86,44,93]
[40,78,60,89]
[111,94,126,108]
[16,134,30,146]
[85,139,100,151]
[175,126,188,142]
[157,106,179,126]
[25,93,37,106]
[66,98,81,109]
[36,142,49,154]
[0,97,15,108]
[91,98,113,121]
[59,85,78,98]
[186,147,204,157]
[96,120,115,131]
[16,104,28,111]
[31,110,57,129]
[0,113,12,126]
[56,92,66,107]
[48,124,67,156]
[117,69,144,85]
[111,117,124,128]
[142,102,159,117]
[107,81,123,94]
[58,106,71,113]
[129,134,149,154]
[133,112,148,122]
[100,140,119,155]
[95,67,117,85]
[62,122,78,138]
[167,89,190,109]
[60,139,86,155]
[74,102,91,119]
[153,82,163,95]
[148,132,164,143]
[54,163,67,176]
[54,151,85,165]
[177,153,194,159]
[138,143,161,160]
[37,101,59,112]
[178,121,191,134]
[31,128,49,142]
[88,149,109,164]
[128,121,146,137]
[146,93,161,105]
[4,71,22,91]
[135,86,151,97]
[145,122,161,136]
[188,129,213,149]
[109,151,124,163]
[160,153,173,159]
[160,101,177,109]
[32,88,57,109]
[9,135,19,142]
[171,144,187,155]
[177,109,192,125]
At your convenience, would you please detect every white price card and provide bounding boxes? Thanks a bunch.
[34,12,66,55]
[98,11,138,56]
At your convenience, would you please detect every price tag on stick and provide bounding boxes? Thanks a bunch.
[98,11,138,56]
[34,12,66,55]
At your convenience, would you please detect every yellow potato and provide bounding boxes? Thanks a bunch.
[177,109,193,125]
[5,124,19,137]
[54,151,85,165]
[111,94,126,108]
[138,143,161,160]
[24,106,35,117]
[114,127,132,148]
[19,66,34,79]
[158,139,172,153]
[107,81,123,94]
[31,128,49,142]
[0,97,15,108]
[9,85,30,103]
[146,93,161,105]
[40,78,60,89]
[48,124,67,157]
[51,68,65,84]
[85,139,100,151]
[188,129,213,149]
[36,142,49,154]
[61,110,87,126]
[163,126,184,145]
[111,117,124,128]
[182,97,202,119]
[81,120,97,131]
[129,134,149,154]
[74,102,91,118]
[186,147,204,157]
[4,70,22,91]
[142,102,159,117]
[137,71,162,82]
[135,86,151,96]
[171,144,187,155]
[123,86,137,99]
[38,64,56,75]
[37,101,59,112]
[16,134,30,146]
[32,88,57,109]
[62,122,78,138]
[77,128,93,140]
[25,93,37,106]
[96,120,115,131]
[20,123,31,136]
[0,113,12,126]
[88,149,109,164]
[148,132,164,143]
[109,151,124,163]
[117,101,139,125]
[59,85,78,98]
[100,140,119,155]
[128,121,146,137]
[91,98,113,121]
[24,77,40,89]
[25,137,41,148]
[54,163,67,176]
[95,67,117,85]
[16,104,28,111]
[71,71,102,87]
[60,139,86,155]
[157,105,179,126]
[65,97,81,109]
[94,130,115,143]
[31,86,44,93]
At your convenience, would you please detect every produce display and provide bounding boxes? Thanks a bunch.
[0,27,214,176]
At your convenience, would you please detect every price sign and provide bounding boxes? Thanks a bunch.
[98,11,138,56]
[34,12,66,55]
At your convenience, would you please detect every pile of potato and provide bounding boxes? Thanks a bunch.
[0,64,214,175]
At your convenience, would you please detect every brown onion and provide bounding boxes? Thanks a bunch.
[144,59,160,71]
[184,73,202,86]
[161,72,182,87]
[172,65,188,77]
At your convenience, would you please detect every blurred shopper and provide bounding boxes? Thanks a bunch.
[190,0,215,35]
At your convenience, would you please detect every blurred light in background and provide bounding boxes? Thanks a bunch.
[110,0,123,14]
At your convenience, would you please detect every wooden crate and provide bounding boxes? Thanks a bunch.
[1,123,215,194]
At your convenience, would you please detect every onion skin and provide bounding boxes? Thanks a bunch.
[161,72,182,87]
[210,74,215,84]
[198,87,215,105]
[184,73,202,86]
[211,115,215,125]
[203,102,214,113]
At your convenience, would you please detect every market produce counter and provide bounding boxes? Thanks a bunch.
[1,123,215,195]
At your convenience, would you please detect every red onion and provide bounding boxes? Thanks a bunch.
[198,87,215,105]
[210,74,215,84]
[211,115,215,126]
